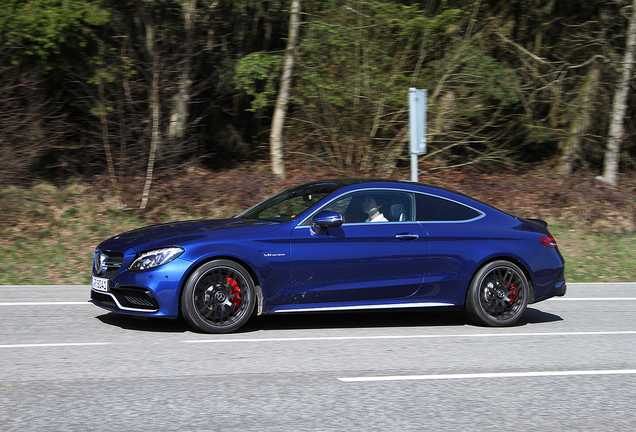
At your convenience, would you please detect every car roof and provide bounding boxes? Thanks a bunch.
[306,178,512,218]
[306,178,474,199]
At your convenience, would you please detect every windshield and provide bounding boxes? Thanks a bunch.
[236,182,344,222]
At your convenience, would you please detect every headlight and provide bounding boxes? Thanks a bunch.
[129,247,184,271]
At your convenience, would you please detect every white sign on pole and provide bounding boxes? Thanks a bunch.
[409,88,427,155]
[409,88,427,181]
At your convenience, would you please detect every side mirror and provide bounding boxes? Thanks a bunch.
[312,211,343,228]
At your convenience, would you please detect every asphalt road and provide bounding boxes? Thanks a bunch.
[1,283,635,431]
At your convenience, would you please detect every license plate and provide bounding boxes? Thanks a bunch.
[91,276,109,292]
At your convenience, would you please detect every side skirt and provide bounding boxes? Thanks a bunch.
[268,302,455,314]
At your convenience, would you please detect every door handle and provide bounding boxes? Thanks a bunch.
[395,233,419,240]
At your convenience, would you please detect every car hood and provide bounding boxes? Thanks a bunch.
[101,218,281,251]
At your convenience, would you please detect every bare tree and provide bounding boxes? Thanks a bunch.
[140,2,161,209]
[558,63,601,175]
[168,0,196,143]
[269,0,300,180]
[0,68,69,184]
[97,69,122,207]
[602,0,636,186]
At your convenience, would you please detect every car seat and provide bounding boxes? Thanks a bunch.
[390,204,405,221]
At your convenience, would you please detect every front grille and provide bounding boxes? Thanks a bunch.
[93,249,124,277]
[91,291,117,308]
[124,295,156,308]
[114,287,159,310]
[91,287,159,312]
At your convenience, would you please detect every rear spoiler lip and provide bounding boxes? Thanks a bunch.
[520,218,549,228]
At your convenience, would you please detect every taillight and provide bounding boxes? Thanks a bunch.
[540,235,558,248]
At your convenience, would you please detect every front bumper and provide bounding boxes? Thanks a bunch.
[91,286,160,314]
[90,257,192,318]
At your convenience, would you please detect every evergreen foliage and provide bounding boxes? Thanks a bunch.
[0,0,634,186]
[1,0,110,64]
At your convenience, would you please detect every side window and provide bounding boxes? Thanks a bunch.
[257,193,329,221]
[316,190,414,224]
[415,193,482,222]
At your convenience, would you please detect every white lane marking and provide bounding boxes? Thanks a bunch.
[2,297,632,307]
[566,282,636,285]
[0,342,111,349]
[0,297,633,307]
[549,297,636,301]
[0,302,89,306]
[338,369,636,382]
[184,330,636,344]
[0,286,91,289]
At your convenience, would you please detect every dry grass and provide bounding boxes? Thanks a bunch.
[1,163,635,284]
[552,225,636,282]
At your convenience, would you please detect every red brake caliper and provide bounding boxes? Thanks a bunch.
[227,277,241,309]
[509,283,516,302]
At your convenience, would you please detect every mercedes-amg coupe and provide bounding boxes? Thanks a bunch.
[91,179,566,333]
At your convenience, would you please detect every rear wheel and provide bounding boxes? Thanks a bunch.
[181,260,255,333]
[465,260,529,327]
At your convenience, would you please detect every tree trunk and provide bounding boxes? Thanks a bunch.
[140,4,160,209]
[98,71,122,207]
[269,0,300,180]
[602,0,636,186]
[141,69,160,209]
[168,0,195,145]
[558,63,600,175]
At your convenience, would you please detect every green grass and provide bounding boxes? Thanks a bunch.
[2,219,634,285]
[550,225,636,283]
[0,183,144,285]
[1,178,634,285]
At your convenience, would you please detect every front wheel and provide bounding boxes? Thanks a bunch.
[181,260,255,333]
[465,260,529,327]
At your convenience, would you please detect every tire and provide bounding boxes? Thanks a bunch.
[465,260,529,327]
[181,260,256,333]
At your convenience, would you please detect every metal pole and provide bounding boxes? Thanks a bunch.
[411,153,418,182]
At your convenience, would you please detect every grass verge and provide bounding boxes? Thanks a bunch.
[1,168,635,284]
[550,224,636,282]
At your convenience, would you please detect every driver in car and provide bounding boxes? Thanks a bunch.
[362,195,388,222]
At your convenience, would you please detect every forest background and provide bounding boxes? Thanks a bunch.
[1,0,636,284]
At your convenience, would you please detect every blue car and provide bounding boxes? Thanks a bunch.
[91,179,566,333]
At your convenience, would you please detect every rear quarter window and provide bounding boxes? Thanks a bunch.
[415,193,483,222]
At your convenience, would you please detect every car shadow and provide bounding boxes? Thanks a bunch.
[95,306,563,333]
[516,307,564,325]
[96,313,190,333]
[242,307,563,332]
[242,310,468,332]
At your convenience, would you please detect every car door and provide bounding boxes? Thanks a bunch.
[289,190,429,304]
[415,192,487,305]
